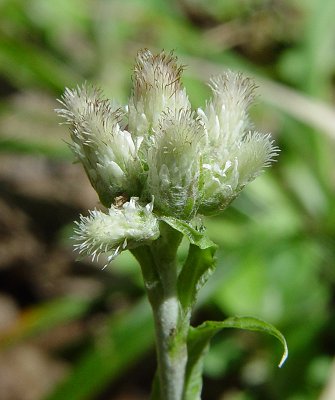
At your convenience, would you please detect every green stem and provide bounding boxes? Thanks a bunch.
[132,223,189,400]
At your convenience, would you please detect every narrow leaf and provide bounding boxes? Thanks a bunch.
[160,217,217,312]
[184,316,288,399]
[149,371,161,400]
[178,244,216,311]
[193,317,288,367]
[160,216,216,250]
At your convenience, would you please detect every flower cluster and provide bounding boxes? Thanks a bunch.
[56,49,278,262]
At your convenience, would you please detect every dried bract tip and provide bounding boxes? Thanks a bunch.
[208,71,256,111]
[128,49,190,135]
[133,49,184,101]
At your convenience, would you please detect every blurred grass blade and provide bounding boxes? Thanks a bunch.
[0,35,81,90]
[0,296,93,347]
[0,137,72,159]
[257,78,335,141]
[185,55,335,141]
[46,299,154,400]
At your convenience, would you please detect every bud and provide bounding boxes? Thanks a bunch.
[128,49,190,137]
[146,109,203,219]
[73,198,160,266]
[198,71,279,214]
[56,84,142,207]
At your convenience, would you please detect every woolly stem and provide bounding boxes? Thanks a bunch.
[132,223,189,400]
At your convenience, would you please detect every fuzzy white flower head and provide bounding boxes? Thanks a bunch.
[56,84,142,207]
[128,49,190,137]
[57,50,279,264]
[147,109,204,219]
[73,198,160,267]
[201,71,256,151]
[197,71,279,214]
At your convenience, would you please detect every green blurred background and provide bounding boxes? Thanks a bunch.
[0,0,334,399]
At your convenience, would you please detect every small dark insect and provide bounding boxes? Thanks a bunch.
[169,328,176,337]
[114,194,129,208]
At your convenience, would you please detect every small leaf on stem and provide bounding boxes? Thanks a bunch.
[184,316,288,399]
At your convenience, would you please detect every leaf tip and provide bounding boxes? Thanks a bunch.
[278,340,288,368]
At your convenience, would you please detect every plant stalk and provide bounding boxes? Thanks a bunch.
[132,223,189,400]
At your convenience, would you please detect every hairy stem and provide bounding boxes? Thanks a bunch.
[132,223,189,400]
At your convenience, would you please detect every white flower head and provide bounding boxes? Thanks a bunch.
[56,84,142,207]
[57,50,279,226]
[128,49,190,136]
[199,71,256,152]
[146,109,204,219]
[73,198,160,266]
[197,71,278,215]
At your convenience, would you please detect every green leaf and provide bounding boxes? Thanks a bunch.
[160,216,217,250]
[149,371,161,400]
[160,217,217,312]
[178,244,216,312]
[184,317,288,400]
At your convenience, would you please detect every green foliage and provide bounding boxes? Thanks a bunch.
[0,296,93,347]
[46,300,154,400]
[185,317,288,399]
[161,217,218,311]
[178,244,216,312]
[0,0,334,399]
